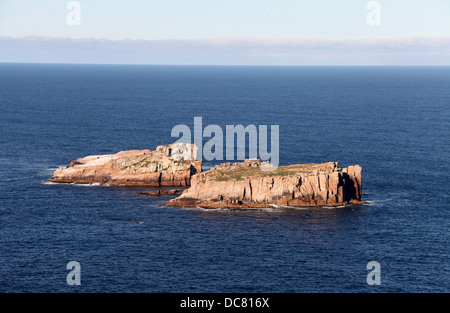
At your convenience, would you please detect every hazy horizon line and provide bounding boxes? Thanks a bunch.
[2,62,450,67]
[2,35,450,66]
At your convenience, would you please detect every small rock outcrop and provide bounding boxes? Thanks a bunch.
[165,159,362,208]
[139,189,185,196]
[46,143,202,186]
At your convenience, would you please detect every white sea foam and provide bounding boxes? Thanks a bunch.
[254,207,284,213]
[71,182,102,186]
[46,167,63,171]
[271,204,311,210]
[179,206,284,213]
[366,198,395,204]
[43,181,104,187]
[41,181,59,185]
[180,207,232,212]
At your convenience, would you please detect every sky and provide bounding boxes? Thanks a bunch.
[0,0,450,65]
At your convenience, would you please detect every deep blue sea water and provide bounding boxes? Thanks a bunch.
[0,64,449,292]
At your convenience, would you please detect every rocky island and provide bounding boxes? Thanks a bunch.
[166,159,362,209]
[46,143,202,186]
[47,143,363,208]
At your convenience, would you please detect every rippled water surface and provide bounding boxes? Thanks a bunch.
[0,64,449,292]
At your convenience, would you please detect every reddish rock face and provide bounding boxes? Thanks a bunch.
[165,160,362,209]
[46,143,202,186]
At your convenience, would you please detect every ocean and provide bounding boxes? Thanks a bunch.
[0,64,449,292]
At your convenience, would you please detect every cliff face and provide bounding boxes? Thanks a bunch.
[46,143,202,186]
[165,159,362,208]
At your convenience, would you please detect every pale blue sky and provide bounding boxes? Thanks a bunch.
[1,0,450,40]
[1,0,450,64]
